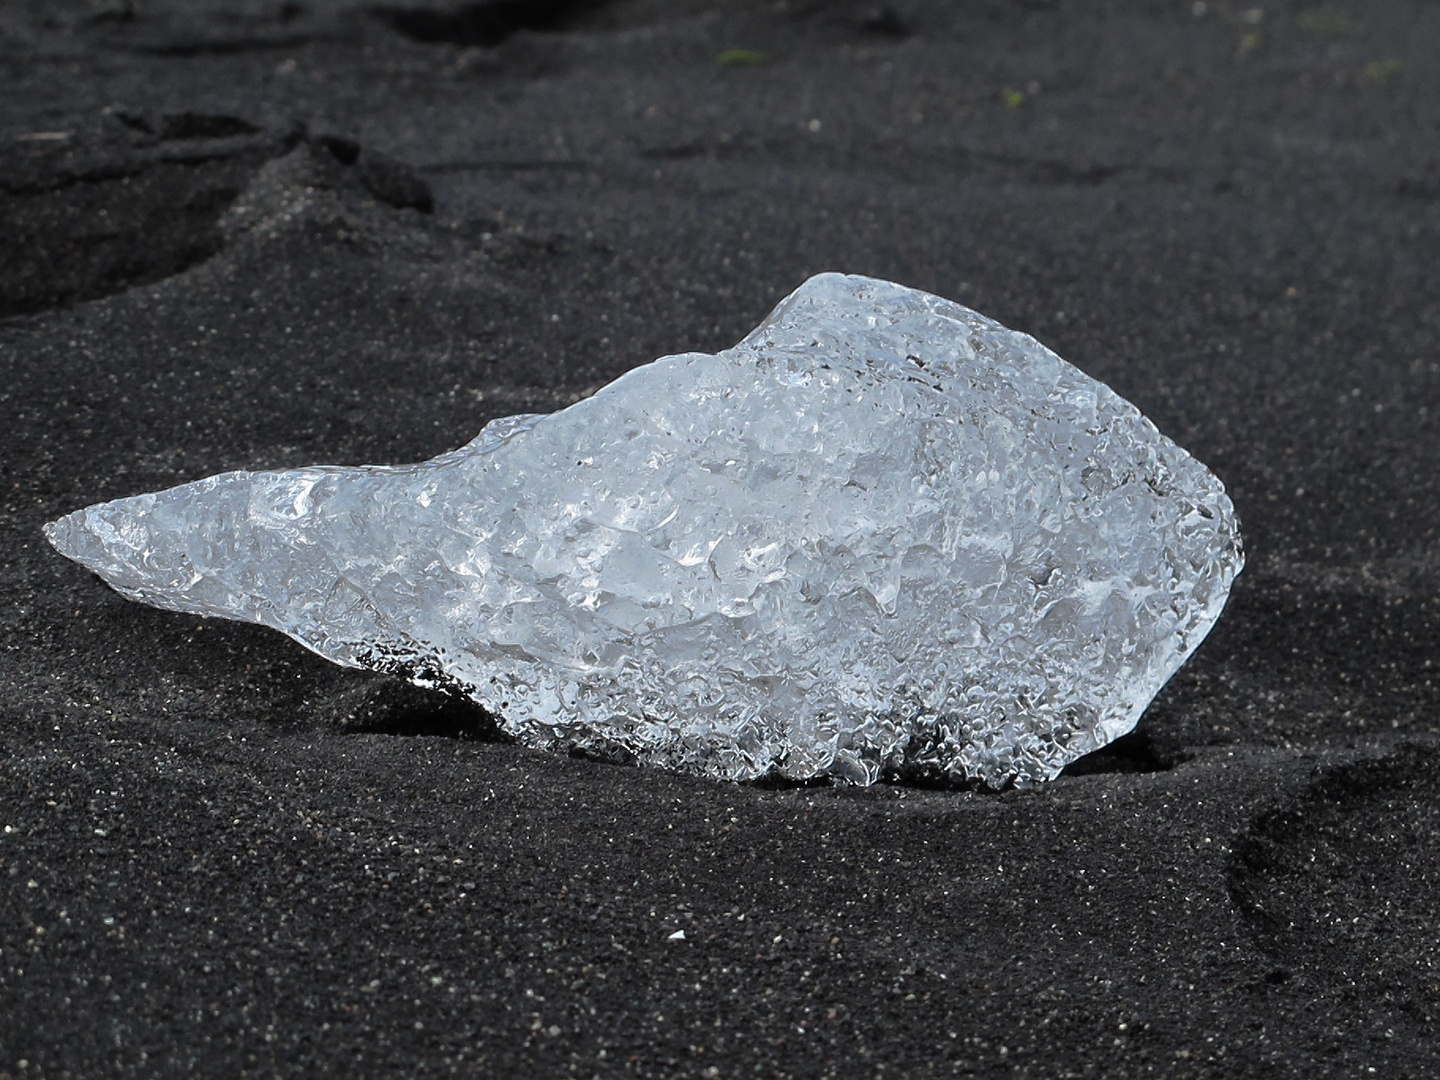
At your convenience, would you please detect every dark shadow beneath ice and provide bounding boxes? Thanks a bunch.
[337,677,509,742]
[1058,728,1178,777]
[337,674,1176,785]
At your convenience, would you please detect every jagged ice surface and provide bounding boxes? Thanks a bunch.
[45,273,1243,786]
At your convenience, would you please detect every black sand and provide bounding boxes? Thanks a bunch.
[2,1,1438,1075]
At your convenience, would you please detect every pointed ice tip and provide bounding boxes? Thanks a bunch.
[44,506,107,579]
[42,494,161,584]
[43,508,87,562]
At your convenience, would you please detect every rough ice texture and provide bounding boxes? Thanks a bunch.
[45,273,1243,787]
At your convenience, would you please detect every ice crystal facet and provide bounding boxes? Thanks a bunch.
[45,274,1242,786]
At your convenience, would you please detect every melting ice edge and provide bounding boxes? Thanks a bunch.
[46,273,1243,787]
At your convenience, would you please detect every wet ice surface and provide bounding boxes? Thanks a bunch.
[46,274,1243,786]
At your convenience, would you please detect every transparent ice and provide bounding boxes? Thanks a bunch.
[45,273,1243,786]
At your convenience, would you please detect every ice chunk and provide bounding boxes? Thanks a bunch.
[45,273,1243,786]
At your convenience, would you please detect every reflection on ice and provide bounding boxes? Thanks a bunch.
[46,273,1242,787]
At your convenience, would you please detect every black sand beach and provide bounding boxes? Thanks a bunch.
[2,1,1438,1075]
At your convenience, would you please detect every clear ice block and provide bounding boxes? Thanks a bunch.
[46,273,1243,786]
